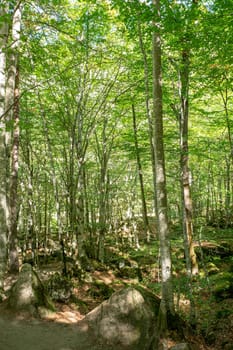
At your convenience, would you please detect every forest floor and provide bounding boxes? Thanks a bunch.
[0,273,208,350]
[0,226,232,350]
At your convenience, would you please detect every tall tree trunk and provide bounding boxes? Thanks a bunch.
[220,80,233,225]
[25,144,36,258]
[76,166,88,266]
[39,95,63,242]
[8,65,20,274]
[137,19,157,231]
[6,1,23,274]
[152,0,174,340]
[97,165,107,263]
[131,103,150,240]
[0,1,9,296]
[95,114,115,262]
[75,108,89,266]
[178,50,198,277]
[5,0,22,209]
[96,121,108,263]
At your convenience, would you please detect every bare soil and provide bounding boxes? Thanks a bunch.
[0,271,104,350]
[0,299,98,350]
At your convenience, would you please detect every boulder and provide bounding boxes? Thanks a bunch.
[6,263,54,316]
[79,286,160,350]
[169,343,195,350]
[46,272,73,302]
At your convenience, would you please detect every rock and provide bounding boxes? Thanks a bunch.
[169,343,194,350]
[79,286,160,350]
[223,343,233,350]
[7,263,54,316]
[46,272,73,302]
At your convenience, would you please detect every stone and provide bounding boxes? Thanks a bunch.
[169,343,194,350]
[46,272,73,302]
[80,286,160,350]
[7,263,54,316]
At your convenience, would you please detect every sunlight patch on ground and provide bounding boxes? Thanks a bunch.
[93,270,115,284]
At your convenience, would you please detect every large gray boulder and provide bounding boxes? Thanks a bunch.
[6,263,54,316]
[79,286,161,350]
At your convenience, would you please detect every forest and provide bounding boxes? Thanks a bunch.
[0,0,233,349]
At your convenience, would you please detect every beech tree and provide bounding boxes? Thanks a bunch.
[0,1,9,295]
[7,0,23,274]
[0,0,231,300]
[152,0,174,341]
[167,0,200,277]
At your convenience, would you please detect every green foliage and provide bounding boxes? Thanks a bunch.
[88,280,114,299]
[5,0,233,296]
[210,272,233,300]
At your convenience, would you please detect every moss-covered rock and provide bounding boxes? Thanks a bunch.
[210,272,233,300]
[169,343,196,350]
[46,272,73,302]
[6,264,54,316]
[80,286,160,350]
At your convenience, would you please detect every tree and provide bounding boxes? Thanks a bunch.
[0,1,9,295]
[168,0,199,277]
[132,103,150,240]
[152,0,174,342]
[7,0,23,274]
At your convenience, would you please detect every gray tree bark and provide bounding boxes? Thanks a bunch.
[0,1,9,294]
[8,64,20,274]
[7,1,23,274]
[152,0,174,343]
[132,103,150,240]
[178,49,198,277]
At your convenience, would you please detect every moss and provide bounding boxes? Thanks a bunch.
[210,272,233,300]
[88,280,114,299]
[206,262,219,275]
[45,272,73,302]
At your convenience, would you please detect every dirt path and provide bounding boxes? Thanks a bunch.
[0,314,102,350]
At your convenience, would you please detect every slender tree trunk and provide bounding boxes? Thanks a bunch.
[131,103,150,240]
[25,144,35,248]
[137,20,157,231]
[67,125,77,235]
[0,1,9,295]
[220,82,233,225]
[75,109,89,266]
[39,95,63,242]
[76,167,88,266]
[97,158,108,262]
[96,123,108,262]
[97,172,107,262]
[5,0,22,211]
[92,109,117,261]
[8,65,20,274]
[6,1,23,274]
[152,1,174,340]
[95,115,112,262]
[225,159,231,226]
[178,50,198,276]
